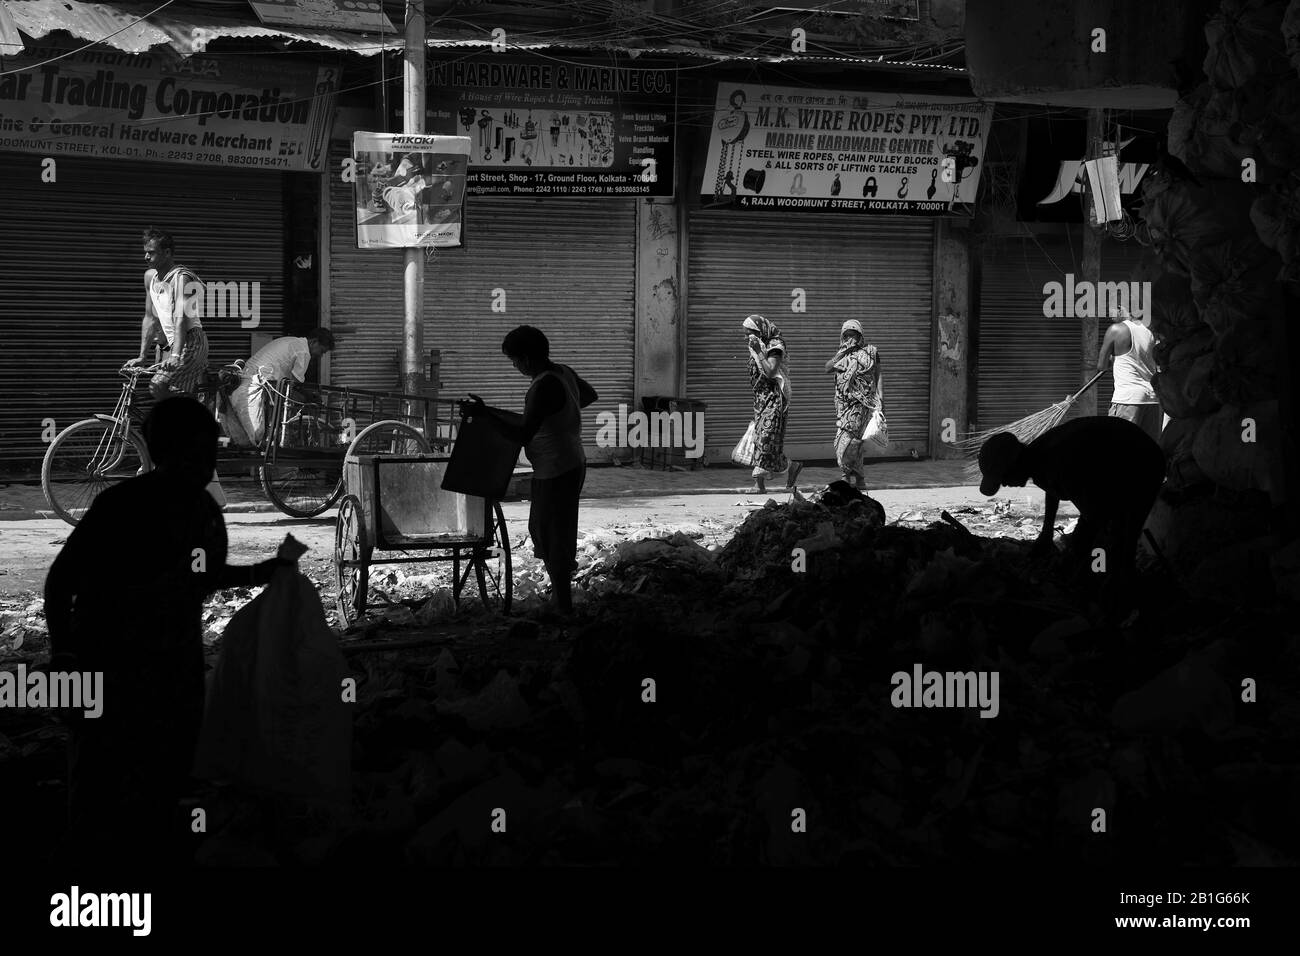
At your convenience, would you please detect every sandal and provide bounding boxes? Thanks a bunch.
[785,460,804,489]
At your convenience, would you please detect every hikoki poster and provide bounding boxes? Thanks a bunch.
[353,132,470,249]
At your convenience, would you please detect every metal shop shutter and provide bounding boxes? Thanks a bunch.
[0,151,285,470]
[975,236,1150,431]
[327,140,636,452]
[686,210,935,462]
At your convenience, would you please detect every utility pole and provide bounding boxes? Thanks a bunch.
[1078,106,1104,417]
[401,0,426,397]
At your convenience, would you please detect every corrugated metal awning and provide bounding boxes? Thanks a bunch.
[2,0,965,70]
[421,31,966,73]
[0,1,25,55]
[3,0,397,56]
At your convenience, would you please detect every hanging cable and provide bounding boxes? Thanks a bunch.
[0,0,178,76]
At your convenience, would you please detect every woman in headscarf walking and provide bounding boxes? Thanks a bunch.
[741,314,802,494]
[824,318,879,490]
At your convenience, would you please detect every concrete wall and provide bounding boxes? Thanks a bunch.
[930,220,972,458]
[635,196,683,402]
[635,116,691,402]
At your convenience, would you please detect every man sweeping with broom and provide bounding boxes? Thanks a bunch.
[977,416,1165,578]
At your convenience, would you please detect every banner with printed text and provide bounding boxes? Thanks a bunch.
[392,56,677,198]
[0,40,337,171]
[701,83,992,215]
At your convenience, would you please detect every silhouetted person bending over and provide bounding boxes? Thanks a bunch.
[977,416,1165,577]
[45,396,293,865]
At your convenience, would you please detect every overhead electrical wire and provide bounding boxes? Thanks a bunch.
[0,0,970,133]
[0,0,179,76]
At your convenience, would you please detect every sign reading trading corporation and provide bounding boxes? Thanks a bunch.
[0,42,338,171]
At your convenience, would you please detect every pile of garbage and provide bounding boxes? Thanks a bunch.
[313,490,1299,866]
[5,488,1297,867]
[0,599,44,657]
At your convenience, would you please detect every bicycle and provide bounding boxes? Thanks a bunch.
[41,363,160,525]
[257,378,434,517]
[42,362,452,526]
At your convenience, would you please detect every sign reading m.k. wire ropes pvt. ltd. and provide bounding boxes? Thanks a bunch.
[701,83,992,215]
[0,40,338,171]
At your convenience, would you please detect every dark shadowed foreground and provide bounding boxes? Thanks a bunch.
[2,489,1297,866]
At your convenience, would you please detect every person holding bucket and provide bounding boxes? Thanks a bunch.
[824,319,881,491]
[732,314,802,495]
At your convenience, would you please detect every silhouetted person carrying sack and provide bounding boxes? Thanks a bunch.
[45,396,294,866]
[977,416,1165,579]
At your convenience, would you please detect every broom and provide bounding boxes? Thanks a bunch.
[958,369,1107,482]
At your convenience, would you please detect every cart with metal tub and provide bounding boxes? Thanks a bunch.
[333,452,513,626]
[241,377,457,518]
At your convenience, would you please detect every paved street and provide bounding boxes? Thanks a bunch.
[0,457,1076,598]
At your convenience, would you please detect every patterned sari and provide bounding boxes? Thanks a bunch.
[750,352,790,477]
[833,344,878,482]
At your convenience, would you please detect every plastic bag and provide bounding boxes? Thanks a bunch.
[860,376,890,448]
[1203,0,1285,90]
[730,421,758,466]
[194,567,352,811]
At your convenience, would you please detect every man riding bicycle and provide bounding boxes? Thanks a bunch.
[124,227,224,504]
[126,227,209,400]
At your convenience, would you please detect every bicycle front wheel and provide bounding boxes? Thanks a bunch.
[42,418,151,526]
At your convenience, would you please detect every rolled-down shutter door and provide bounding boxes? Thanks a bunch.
[0,152,284,469]
[327,141,635,452]
[686,211,934,461]
[975,236,1151,431]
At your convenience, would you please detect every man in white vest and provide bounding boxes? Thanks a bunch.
[1097,304,1163,443]
[127,227,208,400]
[125,227,226,506]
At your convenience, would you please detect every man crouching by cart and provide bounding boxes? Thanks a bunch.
[462,326,597,619]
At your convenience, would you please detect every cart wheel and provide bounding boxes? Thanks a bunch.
[42,418,152,526]
[346,420,431,458]
[335,494,370,626]
[261,463,342,518]
[474,501,513,614]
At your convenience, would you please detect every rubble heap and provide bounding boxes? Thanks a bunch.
[1149,0,1297,600]
[329,494,1298,866]
[4,491,1297,866]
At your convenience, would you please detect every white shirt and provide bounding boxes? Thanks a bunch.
[1112,319,1158,405]
[147,266,204,347]
[246,336,311,384]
